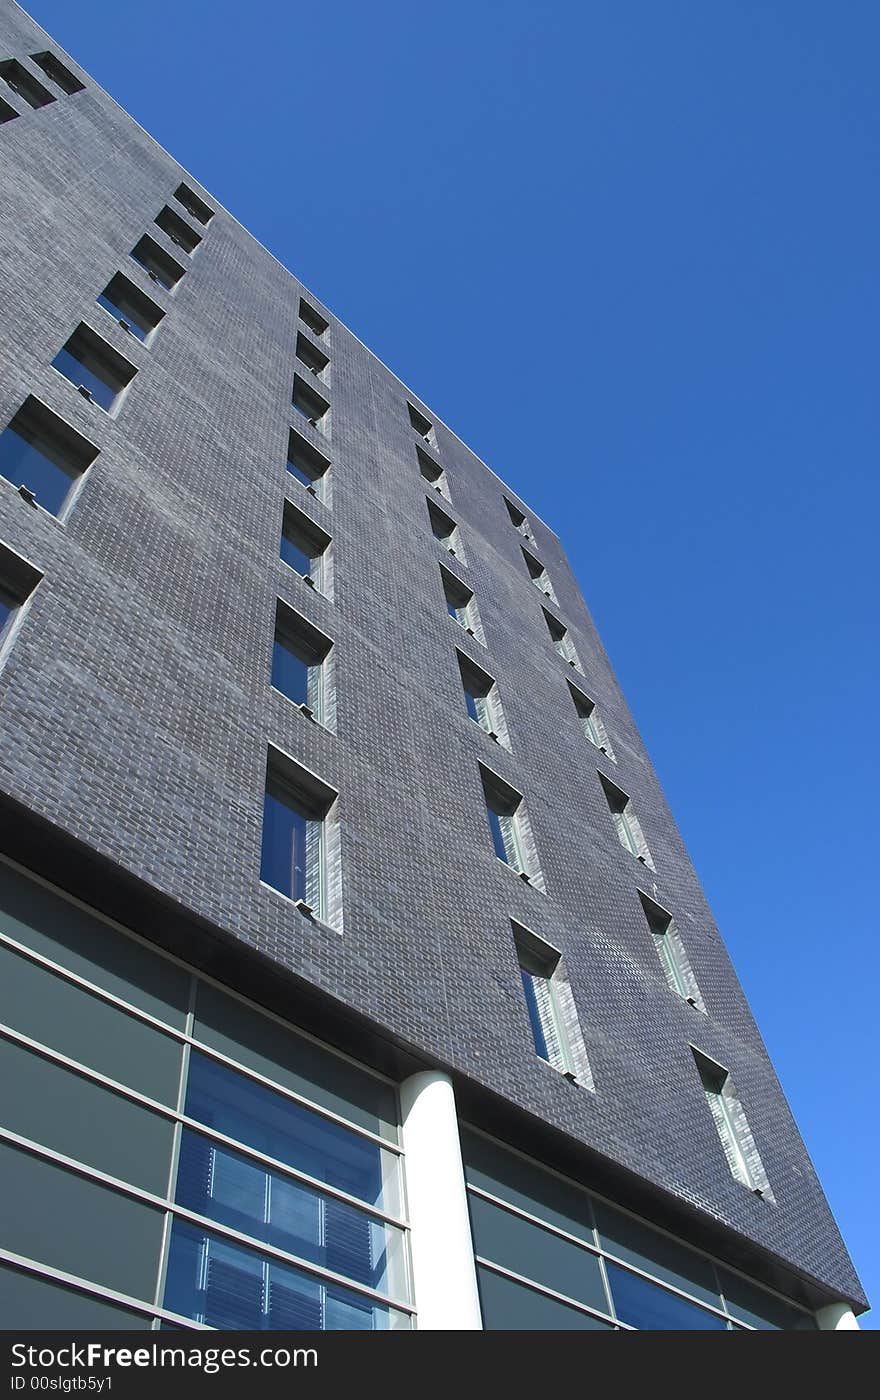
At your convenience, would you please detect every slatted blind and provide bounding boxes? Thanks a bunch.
[181,1136,378,1327]
[497,810,522,870]
[203,1250,264,1329]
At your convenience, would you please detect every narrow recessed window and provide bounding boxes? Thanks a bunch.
[503,496,532,538]
[0,397,98,516]
[440,565,484,643]
[457,651,510,747]
[0,95,19,123]
[427,498,465,560]
[568,682,615,760]
[30,51,85,95]
[296,331,329,379]
[261,751,338,922]
[286,427,330,502]
[173,182,213,225]
[479,766,544,888]
[130,234,185,291]
[0,59,54,109]
[599,774,654,869]
[96,273,164,343]
[280,500,332,596]
[692,1050,773,1201]
[299,299,329,337]
[0,541,43,664]
[292,374,329,434]
[522,547,557,603]
[271,600,333,727]
[154,205,202,255]
[513,922,592,1085]
[543,608,581,671]
[639,893,704,1010]
[52,325,137,414]
[417,445,449,499]
[407,402,437,448]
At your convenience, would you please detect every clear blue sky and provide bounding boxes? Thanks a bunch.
[24,0,877,1320]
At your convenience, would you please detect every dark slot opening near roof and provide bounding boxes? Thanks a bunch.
[130,235,186,290]
[0,59,55,109]
[154,206,202,255]
[30,51,85,95]
[173,182,213,225]
[299,300,329,337]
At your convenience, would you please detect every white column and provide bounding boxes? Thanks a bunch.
[815,1301,860,1330]
[400,1070,483,1330]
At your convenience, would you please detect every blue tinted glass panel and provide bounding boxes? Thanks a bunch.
[52,347,118,411]
[607,1262,727,1330]
[464,688,480,723]
[0,591,16,638]
[163,1221,402,1330]
[184,1051,391,1212]
[260,781,309,900]
[192,984,400,1146]
[175,1130,402,1296]
[272,637,309,706]
[520,972,550,1060]
[477,1266,613,1330]
[0,427,78,516]
[486,808,509,863]
[279,530,312,577]
[96,292,148,341]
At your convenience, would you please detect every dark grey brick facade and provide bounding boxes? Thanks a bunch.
[0,0,865,1313]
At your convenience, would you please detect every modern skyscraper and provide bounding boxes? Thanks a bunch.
[0,0,866,1331]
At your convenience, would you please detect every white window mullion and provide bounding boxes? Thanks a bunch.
[304,817,325,918]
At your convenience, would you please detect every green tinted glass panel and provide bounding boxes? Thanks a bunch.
[0,1142,164,1301]
[0,1266,152,1330]
[0,943,183,1104]
[460,1128,595,1246]
[477,1266,613,1330]
[718,1268,816,1330]
[0,1036,175,1193]
[0,862,189,1028]
[469,1193,608,1314]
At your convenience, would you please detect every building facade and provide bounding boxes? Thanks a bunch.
[0,0,866,1332]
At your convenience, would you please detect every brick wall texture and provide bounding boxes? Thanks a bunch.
[0,0,865,1309]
